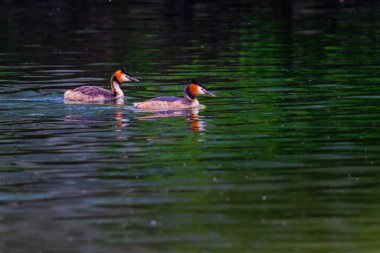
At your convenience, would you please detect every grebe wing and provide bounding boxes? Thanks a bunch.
[72,86,113,96]
[150,96,180,102]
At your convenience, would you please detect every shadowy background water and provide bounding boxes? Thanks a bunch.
[0,0,380,252]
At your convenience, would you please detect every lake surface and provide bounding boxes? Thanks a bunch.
[1,1,380,252]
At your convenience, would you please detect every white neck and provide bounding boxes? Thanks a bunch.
[112,82,124,97]
[191,98,199,106]
[110,76,124,97]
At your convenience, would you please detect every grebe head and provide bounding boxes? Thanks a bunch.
[185,80,216,100]
[113,67,139,84]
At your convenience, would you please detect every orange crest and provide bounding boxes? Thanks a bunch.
[115,70,124,83]
[188,83,200,95]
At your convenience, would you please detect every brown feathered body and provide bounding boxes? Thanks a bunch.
[134,96,199,109]
[64,86,115,102]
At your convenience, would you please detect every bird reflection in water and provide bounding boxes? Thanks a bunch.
[135,107,206,133]
[63,98,129,160]
[114,106,129,130]
[64,97,206,133]
[64,96,127,131]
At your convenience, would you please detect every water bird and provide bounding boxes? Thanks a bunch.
[64,67,139,103]
[134,80,215,110]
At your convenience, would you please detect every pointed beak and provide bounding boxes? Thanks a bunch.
[127,76,139,82]
[204,89,216,97]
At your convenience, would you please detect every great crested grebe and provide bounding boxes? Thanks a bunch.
[134,80,215,110]
[64,67,139,103]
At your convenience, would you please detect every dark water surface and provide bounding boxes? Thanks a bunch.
[1,1,380,252]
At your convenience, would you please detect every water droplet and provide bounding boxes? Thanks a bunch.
[149,219,157,227]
